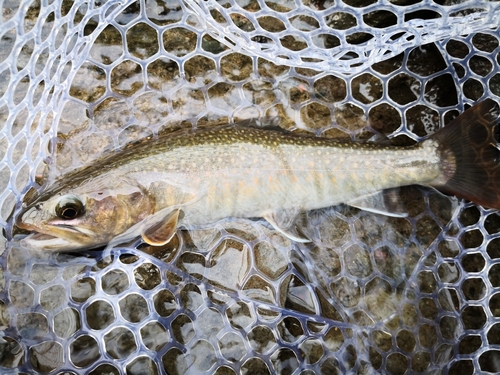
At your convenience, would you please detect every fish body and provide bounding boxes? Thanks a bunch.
[16,100,500,251]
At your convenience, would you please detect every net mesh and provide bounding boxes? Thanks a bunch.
[1,0,500,374]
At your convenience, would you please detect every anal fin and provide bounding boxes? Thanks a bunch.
[347,188,407,218]
[265,209,311,243]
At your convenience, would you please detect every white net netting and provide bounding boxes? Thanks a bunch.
[1,0,500,374]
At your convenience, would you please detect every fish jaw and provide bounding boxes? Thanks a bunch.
[16,209,102,251]
[20,232,91,252]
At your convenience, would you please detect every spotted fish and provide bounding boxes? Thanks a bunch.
[15,100,500,251]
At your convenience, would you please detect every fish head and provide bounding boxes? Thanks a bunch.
[15,179,154,251]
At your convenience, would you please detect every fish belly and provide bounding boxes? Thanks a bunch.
[174,141,441,226]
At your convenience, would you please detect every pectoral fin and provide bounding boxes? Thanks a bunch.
[265,209,311,243]
[142,208,180,246]
[347,189,407,218]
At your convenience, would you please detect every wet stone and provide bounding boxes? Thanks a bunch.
[438,288,460,312]
[319,357,341,375]
[226,302,254,329]
[54,308,81,338]
[162,348,188,375]
[163,27,197,56]
[419,297,438,320]
[248,325,276,354]
[343,244,373,278]
[460,229,484,249]
[70,277,95,303]
[127,22,158,59]
[30,341,64,373]
[271,348,299,374]
[277,316,304,343]
[110,60,143,96]
[242,274,276,304]
[309,246,342,279]
[126,356,159,375]
[406,104,439,137]
[459,335,482,355]
[90,25,124,65]
[180,283,204,311]
[485,213,500,235]
[177,252,206,280]
[254,241,288,280]
[418,324,438,348]
[241,357,271,375]
[190,340,217,372]
[416,270,437,294]
[154,289,178,317]
[9,280,33,309]
[438,261,460,283]
[197,308,224,336]
[331,277,361,308]
[70,335,100,367]
[90,364,120,375]
[365,278,396,321]
[407,43,446,76]
[462,278,487,301]
[220,53,253,81]
[17,313,48,339]
[134,262,161,290]
[489,264,500,287]
[207,239,250,291]
[7,248,27,276]
[102,269,129,295]
[411,350,431,372]
[373,330,392,352]
[300,102,331,130]
[386,352,408,375]
[40,284,66,310]
[368,103,401,136]
[424,73,458,107]
[119,293,149,323]
[0,337,24,368]
[30,264,58,284]
[171,314,195,344]
[351,73,382,104]
[219,332,246,362]
[104,327,137,359]
[374,246,403,281]
[353,310,375,326]
[388,73,419,105]
[140,322,169,351]
[0,300,9,329]
[86,300,115,330]
[299,339,324,364]
[415,215,441,247]
[166,272,182,287]
[207,290,231,305]
[396,329,415,352]
[283,275,316,314]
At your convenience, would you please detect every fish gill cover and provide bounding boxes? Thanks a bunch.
[0,0,500,374]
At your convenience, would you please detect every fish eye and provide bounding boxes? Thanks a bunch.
[55,195,85,220]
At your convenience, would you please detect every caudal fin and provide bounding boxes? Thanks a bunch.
[430,99,500,209]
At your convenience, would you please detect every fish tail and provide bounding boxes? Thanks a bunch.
[429,99,500,209]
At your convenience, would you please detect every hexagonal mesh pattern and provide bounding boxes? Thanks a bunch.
[1,0,500,374]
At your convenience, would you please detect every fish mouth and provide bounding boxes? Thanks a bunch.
[20,232,77,252]
[17,224,95,252]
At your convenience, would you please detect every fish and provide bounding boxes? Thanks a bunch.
[15,99,500,251]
